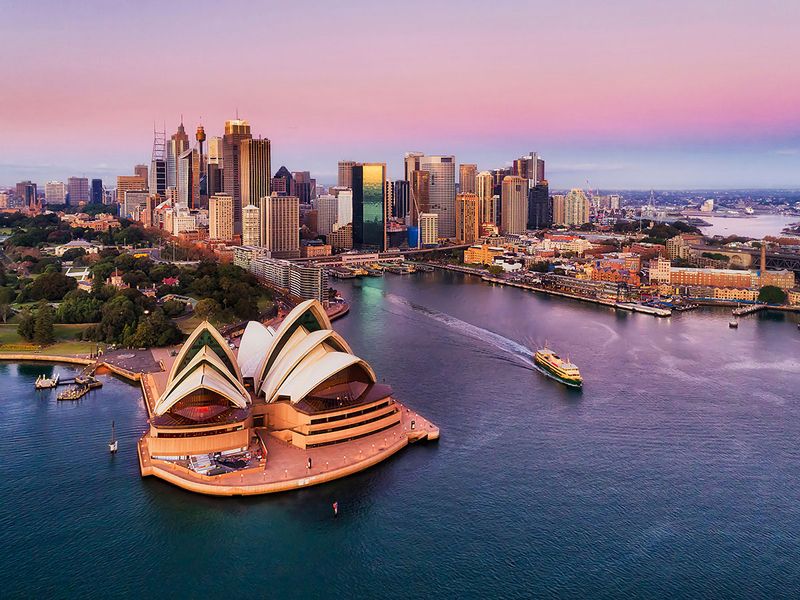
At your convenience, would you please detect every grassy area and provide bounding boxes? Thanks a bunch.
[0,323,101,356]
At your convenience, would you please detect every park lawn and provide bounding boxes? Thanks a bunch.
[0,323,99,356]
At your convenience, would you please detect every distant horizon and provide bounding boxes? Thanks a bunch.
[2,0,799,189]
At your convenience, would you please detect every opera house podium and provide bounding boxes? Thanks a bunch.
[138,300,438,495]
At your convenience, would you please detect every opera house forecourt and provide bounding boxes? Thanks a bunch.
[138,299,439,495]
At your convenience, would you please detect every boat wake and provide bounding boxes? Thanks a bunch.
[384,293,534,368]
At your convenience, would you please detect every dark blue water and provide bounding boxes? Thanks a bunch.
[2,270,800,598]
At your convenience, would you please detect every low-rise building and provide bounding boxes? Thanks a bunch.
[464,244,504,265]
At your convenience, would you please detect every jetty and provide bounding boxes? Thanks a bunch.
[732,304,767,316]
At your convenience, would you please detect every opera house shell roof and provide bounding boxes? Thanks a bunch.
[155,299,383,424]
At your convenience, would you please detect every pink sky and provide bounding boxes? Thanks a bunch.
[1,0,799,188]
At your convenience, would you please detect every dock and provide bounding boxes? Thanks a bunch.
[732,304,767,316]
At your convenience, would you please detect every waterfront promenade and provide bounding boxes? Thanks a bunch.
[137,406,438,496]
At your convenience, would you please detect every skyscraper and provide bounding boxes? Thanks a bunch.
[67,177,89,205]
[501,176,528,234]
[271,166,293,197]
[419,155,456,238]
[404,151,424,181]
[292,171,315,203]
[338,161,357,188]
[384,178,394,220]
[475,171,495,224]
[352,163,387,251]
[17,181,38,208]
[552,195,566,226]
[177,148,200,208]
[166,121,190,189]
[209,194,235,241]
[240,138,272,209]
[527,182,551,229]
[242,203,261,246]
[134,164,149,185]
[563,189,590,226]
[149,160,167,197]
[459,164,477,194]
[222,118,252,232]
[90,179,103,204]
[116,175,147,207]
[409,170,430,224]
[392,180,410,219]
[315,194,338,236]
[455,193,480,245]
[263,194,300,258]
[336,188,353,226]
[45,181,67,204]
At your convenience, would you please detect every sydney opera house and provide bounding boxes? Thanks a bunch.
[138,300,438,495]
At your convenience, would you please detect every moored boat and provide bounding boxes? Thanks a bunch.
[533,346,583,388]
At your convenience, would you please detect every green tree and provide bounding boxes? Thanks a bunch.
[194,298,220,321]
[17,309,35,341]
[758,285,787,305]
[60,248,87,262]
[162,299,186,318]
[24,271,76,301]
[0,287,14,323]
[96,294,137,343]
[487,265,505,276]
[33,303,56,344]
[57,290,102,323]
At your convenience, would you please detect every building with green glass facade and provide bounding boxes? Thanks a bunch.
[352,163,387,251]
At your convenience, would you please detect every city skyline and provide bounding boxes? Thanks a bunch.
[1,0,799,188]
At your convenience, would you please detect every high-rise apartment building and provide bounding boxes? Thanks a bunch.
[552,195,566,226]
[501,176,528,234]
[209,194,235,241]
[222,118,252,232]
[116,175,147,207]
[352,163,387,251]
[90,179,103,204]
[240,138,271,212]
[67,177,89,205]
[419,155,456,238]
[177,148,200,208]
[456,193,480,245]
[419,213,439,246]
[166,121,190,189]
[563,189,590,226]
[315,194,338,236]
[475,171,495,224]
[263,194,300,258]
[338,161,357,188]
[242,204,261,246]
[527,182,552,229]
[459,164,477,194]
[45,181,67,204]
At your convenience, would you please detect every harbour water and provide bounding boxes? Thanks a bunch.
[2,271,800,598]
[700,214,797,239]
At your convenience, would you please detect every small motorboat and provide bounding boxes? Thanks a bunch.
[729,320,739,328]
